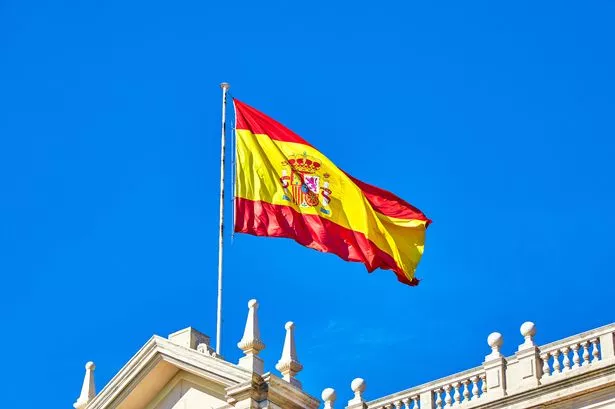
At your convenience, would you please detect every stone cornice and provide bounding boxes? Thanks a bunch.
[157,336,251,383]
[263,373,320,409]
[87,337,160,409]
[225,373,268,405]
[87,335,252,409]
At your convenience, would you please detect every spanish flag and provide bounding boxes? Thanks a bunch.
[233,99,430,285]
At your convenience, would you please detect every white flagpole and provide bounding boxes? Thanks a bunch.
[217,82,230,355]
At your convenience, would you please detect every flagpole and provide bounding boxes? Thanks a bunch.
[217,82,230,355]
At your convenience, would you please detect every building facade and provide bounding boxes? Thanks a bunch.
[73,299,615,409]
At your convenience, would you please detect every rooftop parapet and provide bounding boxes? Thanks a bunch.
[345,321,615,409]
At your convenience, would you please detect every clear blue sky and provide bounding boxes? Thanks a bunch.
[1,1,614,408]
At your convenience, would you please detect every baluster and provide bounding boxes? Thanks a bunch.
[552,349,561,374]
[480,373,487,396]
[470,376,479,399]
[412,396,419,409]
[452,382,461,406]
[402,398,410,409]
[541,352,551,377]
[591,338,600,362]
[434,388,443,409]
[462,379,471,402]
[582,340,591,366]
[393,401,402,409]
[571,343,581,368]
[443,385,453,408]
[561,346,571,372]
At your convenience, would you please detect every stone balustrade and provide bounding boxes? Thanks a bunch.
[334,321,615,409]
[538,326,607,380]
[430,367,486,408]
[363,365,488,409]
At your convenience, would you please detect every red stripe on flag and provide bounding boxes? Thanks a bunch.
[234,197,420,286]
[346,174,432,225]
[234,99,313,146]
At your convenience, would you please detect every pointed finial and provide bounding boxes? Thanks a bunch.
[322,388,337,409]
[73,361,96,409]
[275,321,303,388]
[237,299,265,374]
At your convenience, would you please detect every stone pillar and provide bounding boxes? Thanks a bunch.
[599,331,615,361]
[483,332,507,399]
[418,390,434,409]
[512,322,542,392]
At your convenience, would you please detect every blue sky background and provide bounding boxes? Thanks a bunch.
[1,1,614,408]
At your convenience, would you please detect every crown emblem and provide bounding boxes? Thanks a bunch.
[279,152,332,216]
[286,154,321,174]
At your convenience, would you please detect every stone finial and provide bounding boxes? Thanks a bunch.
[518,321,536,350]
[275,321,303,388]
[237,299,265,374]
[322,388,336,409]
[347,378,366,405]
[485,332,504,360]
[73,361,96,409]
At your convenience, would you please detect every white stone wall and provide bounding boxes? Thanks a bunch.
[148,378,227,409]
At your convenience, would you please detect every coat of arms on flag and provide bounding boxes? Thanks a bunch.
[280,153,332,215]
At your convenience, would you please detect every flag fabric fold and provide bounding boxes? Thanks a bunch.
[233,99,430,285]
